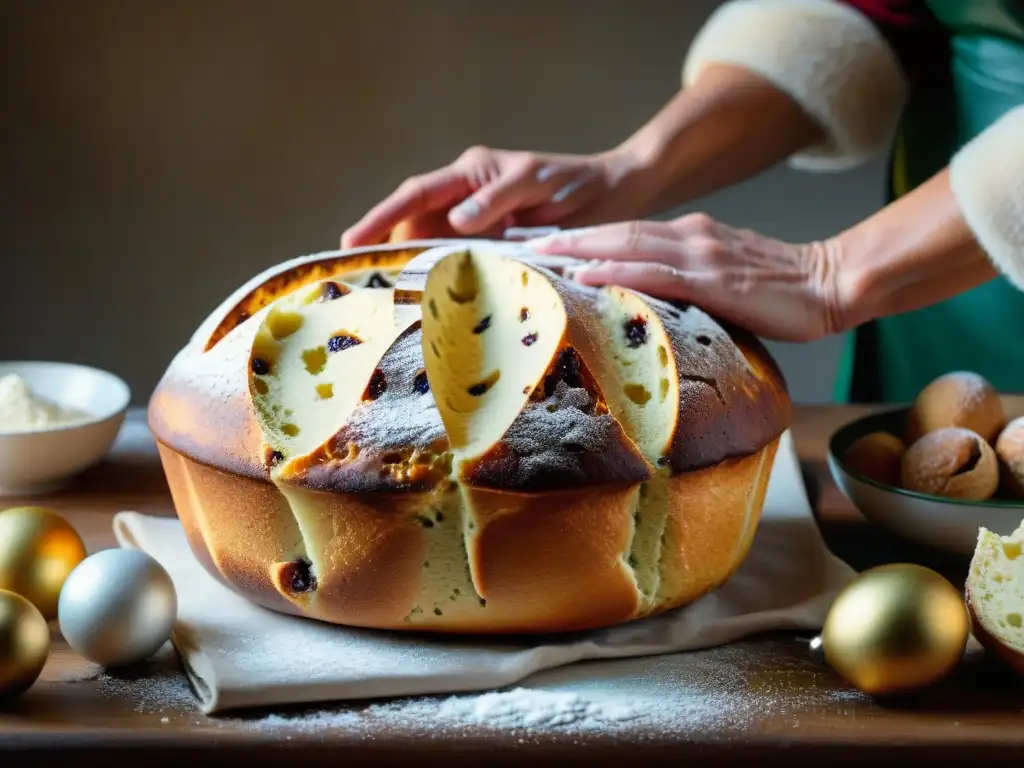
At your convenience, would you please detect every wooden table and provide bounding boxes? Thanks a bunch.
[2,405,1023,767]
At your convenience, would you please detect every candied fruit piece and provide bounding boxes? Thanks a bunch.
[624,383,651,405]
[468,370,501,396]
[327,333,362,353]
[268,310,304,340]
[522,332,538,347]
[413,370,430,394]
[543,348,582,396]
[321,281,345,300]
[283,558,316,593]
[365,368,387,400]
[472,315,492,334]
[303,346,328,375]
[624,315,648,348]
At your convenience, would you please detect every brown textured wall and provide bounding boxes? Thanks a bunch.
[0,0,884,404]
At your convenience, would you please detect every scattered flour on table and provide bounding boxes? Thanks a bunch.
[244,646,869,736]
[61,642,869,735]
[94,663,197,714]
[61,646,199,716]
[437,688,639,728]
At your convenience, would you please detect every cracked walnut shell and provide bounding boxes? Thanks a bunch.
[901,427,998,501]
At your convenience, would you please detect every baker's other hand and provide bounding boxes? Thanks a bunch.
[528,214,849,343]
[341,146,648,248]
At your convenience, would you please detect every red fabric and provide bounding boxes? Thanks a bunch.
[838,0,949,91]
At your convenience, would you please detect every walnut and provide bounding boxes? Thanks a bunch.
[842,431,905,487]
[996,417,1024,498]
[904,371,1005,445]
[901,427,998,501]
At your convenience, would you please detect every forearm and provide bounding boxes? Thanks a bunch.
[831,169,996,328]
[617,0,910,217]
[833,106,1024,330]
[615,65,823,216]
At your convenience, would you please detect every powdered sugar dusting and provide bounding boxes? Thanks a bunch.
[62,640,873,737]
[437,687,639,729]
[93,646,198,714]
[241,644,870,736]
[339,323,445,452]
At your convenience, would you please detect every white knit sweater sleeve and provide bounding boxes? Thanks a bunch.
[949,106,1024,290]
[682,0,908,172]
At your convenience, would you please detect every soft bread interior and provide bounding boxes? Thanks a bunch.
[593,286,680,463]
[249,281,399,472]
[402,490,489,626]
[586,287,690,615]
[969,522,1024,646]
[420,247,567,464]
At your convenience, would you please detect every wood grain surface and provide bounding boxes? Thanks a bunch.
[2,405,1024,768]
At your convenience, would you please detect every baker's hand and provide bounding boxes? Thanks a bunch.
[341,146,648,248]
[528,214,849,342]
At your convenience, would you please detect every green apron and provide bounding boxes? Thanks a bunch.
[833,0,1024,404]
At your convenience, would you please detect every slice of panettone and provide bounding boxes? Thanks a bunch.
[967,520,1024,675]
[248,280,403,475]
[420,245,651,491]
[282,321,451,493]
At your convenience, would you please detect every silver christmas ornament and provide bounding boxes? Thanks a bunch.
[58,548,177,668]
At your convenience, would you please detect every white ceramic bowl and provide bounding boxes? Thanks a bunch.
[0,361,130,496]
[827,407,1024,557]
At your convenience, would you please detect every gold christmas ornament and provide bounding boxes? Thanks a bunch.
[0,506,88,620]
[0,589,51,698]
[58,548,177,668]
[820,563,969,696]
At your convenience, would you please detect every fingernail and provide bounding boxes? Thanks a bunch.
[550,169,596,203]
[504,226,561,241]
[450,200,481,224]
[551,179,584,204]
[564,259,604,281]
[536,164,559,182]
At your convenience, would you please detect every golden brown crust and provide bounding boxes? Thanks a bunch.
[651,299,791,473]
[156,436,779,634]
[158,443,304,617]
[204,249,420,351]
[657,440,777,612]
[462,485,642,632]
[148,244,440,481]
[967,589,1024,676]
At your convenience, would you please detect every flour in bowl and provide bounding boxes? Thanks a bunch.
[0,373,88,432]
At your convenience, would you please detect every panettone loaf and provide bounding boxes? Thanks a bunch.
[149,239,791,634]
